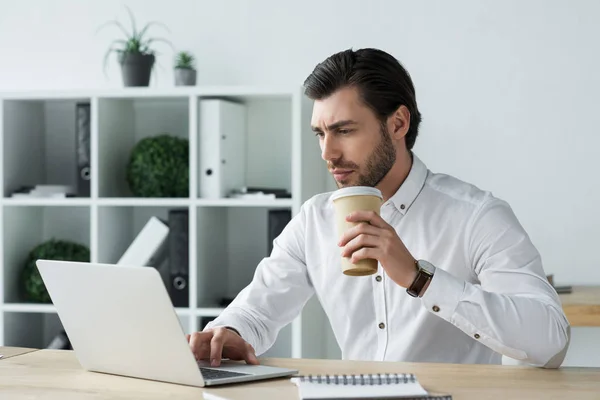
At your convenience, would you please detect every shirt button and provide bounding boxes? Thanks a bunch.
[375,275,382,282]
[400,204,406,210]
[474,333,481,339]
[432,305,440,312]
[378,322,385,329]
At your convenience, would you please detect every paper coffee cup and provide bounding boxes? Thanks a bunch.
[331,187,383,276]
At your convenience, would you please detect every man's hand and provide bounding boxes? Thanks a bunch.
[187,327,259,367]
[338,210,417,288]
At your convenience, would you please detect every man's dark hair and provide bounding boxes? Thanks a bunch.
[303,48,422,150]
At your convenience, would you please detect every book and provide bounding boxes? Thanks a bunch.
[291,373,452,399]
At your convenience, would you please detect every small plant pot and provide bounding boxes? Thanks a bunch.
[174,68,197,86]
[119,53,155,87]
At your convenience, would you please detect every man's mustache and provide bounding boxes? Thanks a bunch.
[328,161,359,170]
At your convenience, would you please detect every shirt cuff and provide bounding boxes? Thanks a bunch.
[204,314,251,346]
[420,267,465,322]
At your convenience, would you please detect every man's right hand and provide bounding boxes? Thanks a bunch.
[187,327,259,367]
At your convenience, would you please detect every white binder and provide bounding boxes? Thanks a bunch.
[117,217,169,267]
[199,99,247,199]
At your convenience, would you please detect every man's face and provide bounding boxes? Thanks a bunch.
[311,87,396,188]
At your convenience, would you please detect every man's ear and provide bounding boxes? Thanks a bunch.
[389,105,411,140]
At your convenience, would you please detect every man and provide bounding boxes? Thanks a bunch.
[189,48,570,368]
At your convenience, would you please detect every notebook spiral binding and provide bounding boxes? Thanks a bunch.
[297,373,417,385]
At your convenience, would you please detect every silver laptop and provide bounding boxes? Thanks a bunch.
[36,259,297,387]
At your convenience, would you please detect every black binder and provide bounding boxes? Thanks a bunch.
[168,209,189,307]
[75,102,91,197]
[267,209,292,255]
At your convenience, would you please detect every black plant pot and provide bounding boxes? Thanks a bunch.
[119,53,155,87]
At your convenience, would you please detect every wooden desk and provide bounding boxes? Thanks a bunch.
[0,346,38,360]
[560,286,600,326]
[1,349,599,399]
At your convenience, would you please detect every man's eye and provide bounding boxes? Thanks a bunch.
[338,129,352,134]
[314,132,324,138]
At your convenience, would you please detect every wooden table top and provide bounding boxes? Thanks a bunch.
[0,346,38,360]
[559,285,600,327]
[0,349,599,399]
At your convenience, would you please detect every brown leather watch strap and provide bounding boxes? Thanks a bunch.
[407,269,432,297]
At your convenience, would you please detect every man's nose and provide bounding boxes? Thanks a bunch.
[321,134,341,162]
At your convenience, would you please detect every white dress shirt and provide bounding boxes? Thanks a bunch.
[206,154,570,367]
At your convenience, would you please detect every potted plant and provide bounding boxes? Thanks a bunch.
[98,6,173,87]
[21,239,90,303]
[126,134,189,197]
[174,51,197,86]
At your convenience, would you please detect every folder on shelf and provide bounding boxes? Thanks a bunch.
[117,217,169,268]
[199,99,247,199]
[75,102,91,197]
[167,209,189,307]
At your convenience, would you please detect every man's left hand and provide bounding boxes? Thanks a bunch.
[338,210,417,288]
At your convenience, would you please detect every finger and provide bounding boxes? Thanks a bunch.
[196,340,212,361]
[338,221,381,246]
[341,234,379,258]
[345,210,387,228]
[189,331,213,360]
[186,334,191,342]
[245,343,260,365]
[350,246,378,264]
[210,328,227,367]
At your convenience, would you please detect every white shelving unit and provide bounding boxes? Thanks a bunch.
[0,86,333,359]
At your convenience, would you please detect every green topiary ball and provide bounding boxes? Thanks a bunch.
[21,239,90,303]
[126,134,189,197]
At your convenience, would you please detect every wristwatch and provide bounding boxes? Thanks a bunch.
[406,260,436,297]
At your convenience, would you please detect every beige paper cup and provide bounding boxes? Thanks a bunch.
[331,187,383,276]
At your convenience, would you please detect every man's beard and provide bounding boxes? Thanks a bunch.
[331,123,396,188]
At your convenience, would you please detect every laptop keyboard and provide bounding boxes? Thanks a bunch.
[199,367,250,380]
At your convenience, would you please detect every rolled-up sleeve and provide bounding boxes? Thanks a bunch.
[204,204,315,356]
[421,195,570,368]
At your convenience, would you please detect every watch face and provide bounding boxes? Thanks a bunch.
[417,260,436,275]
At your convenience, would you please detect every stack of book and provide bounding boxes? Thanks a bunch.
[228,186,291,200]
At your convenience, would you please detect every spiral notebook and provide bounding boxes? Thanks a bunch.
[291,373,452,399]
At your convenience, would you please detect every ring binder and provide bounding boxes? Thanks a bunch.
[291,372,452,399]
[297,373,416,385]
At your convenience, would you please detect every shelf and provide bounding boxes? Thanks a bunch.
[2,304,198,318]
[2,311,65,349]
[96,206,184,265]
[196,97,293,199]
[97,96,190,198]
[2,99,91,198]
[2,198,92,206]
[0,86,298,101]
[194,206,291,308]
[3,303,56,313]
[96,198,192,207]
[0,198,292,207]
[96,198,292,207]
[2,206,90,304]
[0,85,329,357]
[195,198,293,208]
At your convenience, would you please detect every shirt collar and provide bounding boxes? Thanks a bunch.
[386,153,428,215]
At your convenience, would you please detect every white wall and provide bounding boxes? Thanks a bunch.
[1,0,598,365]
